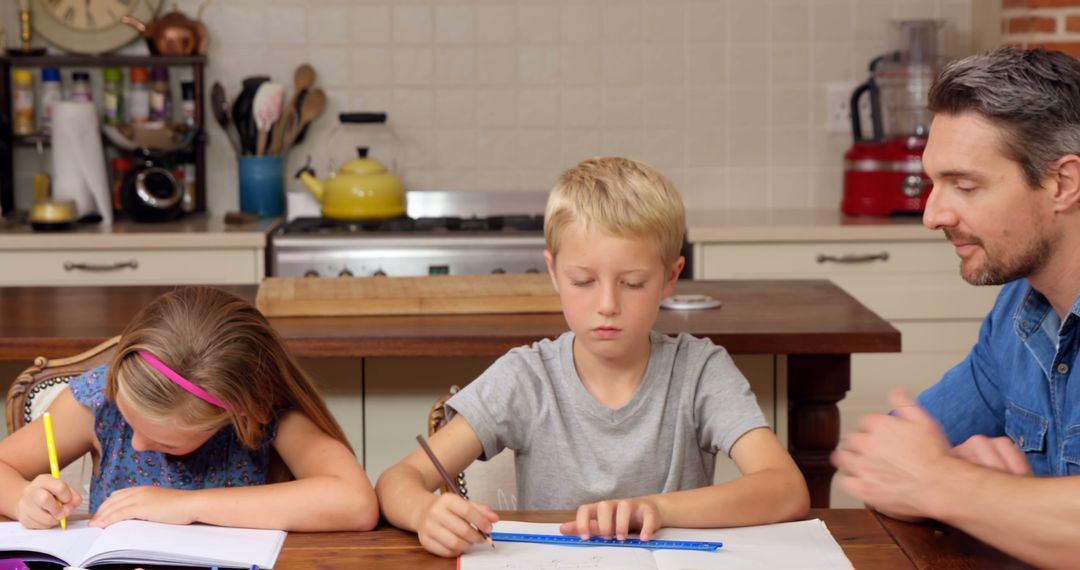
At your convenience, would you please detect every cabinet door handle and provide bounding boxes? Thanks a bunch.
[64,259,139,272]
[816,252,889,264]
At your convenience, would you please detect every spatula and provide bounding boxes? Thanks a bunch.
[281,88,327,155]
[252,82,285,156]
[211,81,242,154]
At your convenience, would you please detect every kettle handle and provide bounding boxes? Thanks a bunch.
[850,79,885,143]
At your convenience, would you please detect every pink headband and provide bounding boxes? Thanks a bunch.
[137,351,232,410]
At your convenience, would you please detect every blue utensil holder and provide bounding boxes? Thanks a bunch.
[238,156,284,218]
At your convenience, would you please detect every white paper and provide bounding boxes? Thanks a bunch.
[51,101,112,225]
[0,519,285,568]
[460,520,854,570]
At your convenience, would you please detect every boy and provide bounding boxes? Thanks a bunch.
[376,157,809,558]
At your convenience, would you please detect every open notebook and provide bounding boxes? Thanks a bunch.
[0,519,285,568]
[461,520,853,570]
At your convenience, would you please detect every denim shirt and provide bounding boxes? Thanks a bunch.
[918,280,1080,476]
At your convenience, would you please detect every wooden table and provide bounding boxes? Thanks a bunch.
[272,509,1023,569]
[0,280,899,507]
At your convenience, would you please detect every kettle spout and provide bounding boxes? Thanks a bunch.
[121,15,147,33]
[297,170,324,202]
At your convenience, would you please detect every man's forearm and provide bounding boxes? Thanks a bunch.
[925,459,1080,569]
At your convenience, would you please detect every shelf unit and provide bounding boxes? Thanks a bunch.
[0,54,207,216]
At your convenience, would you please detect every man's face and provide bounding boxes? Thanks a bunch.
[922,112,1055,286]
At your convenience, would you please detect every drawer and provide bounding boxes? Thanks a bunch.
[697,241,1000,320]
[0,248,264,286]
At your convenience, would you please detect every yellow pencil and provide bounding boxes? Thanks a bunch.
[42,412,66,530]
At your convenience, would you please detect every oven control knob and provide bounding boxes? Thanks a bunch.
[491,268,506,274]
[338,269,354,277]
[303,270,319,277]
[525,268,540,274]
[373,269,387,277]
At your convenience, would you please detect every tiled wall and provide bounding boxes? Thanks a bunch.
[7,0,982,215]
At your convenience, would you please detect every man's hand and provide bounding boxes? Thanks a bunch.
[831,388,955,519]
[951,435,1032,476]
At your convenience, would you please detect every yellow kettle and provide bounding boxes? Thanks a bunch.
[297,150,406,220]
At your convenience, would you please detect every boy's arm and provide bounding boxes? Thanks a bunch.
[0,388,95,522]
[560,427,809,540]
[375,415,498,557]
[89,410,379,532]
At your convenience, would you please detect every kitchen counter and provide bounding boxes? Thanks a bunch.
[0,215,279,249]
[686,209,935,243]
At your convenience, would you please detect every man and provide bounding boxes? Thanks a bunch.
[831,47,1080,569]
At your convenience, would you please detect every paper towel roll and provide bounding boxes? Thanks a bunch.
[51,101,112,224]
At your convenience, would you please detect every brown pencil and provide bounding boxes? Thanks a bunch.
[415,434,495,549]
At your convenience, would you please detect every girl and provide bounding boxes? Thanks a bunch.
[0,286,378,531]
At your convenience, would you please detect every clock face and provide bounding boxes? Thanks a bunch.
[31,0,164,54]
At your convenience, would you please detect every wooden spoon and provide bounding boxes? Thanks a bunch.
[270,63,316,155]
[281,88,326,155]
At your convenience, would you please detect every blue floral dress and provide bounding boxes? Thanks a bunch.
[69,365,278,513]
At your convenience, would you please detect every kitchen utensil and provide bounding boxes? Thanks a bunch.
[255,273,561,317]
[122,2,209,56]
[211,81,242,154]
[660,294,722,310]
[231,76,269,155]
[252,82,285,156]
[281,88,326,154]
[270,63,316,155]
[297,148,405,220]
[843,20,945,216]
[238,155,284,218]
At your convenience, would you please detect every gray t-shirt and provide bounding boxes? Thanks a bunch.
[447,330,768,510]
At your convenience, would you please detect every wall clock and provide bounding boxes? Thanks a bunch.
[31,0,163,55]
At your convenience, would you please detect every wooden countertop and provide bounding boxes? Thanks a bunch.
[0,280,899,360]
[0,215,279,249]
[686,209,938,243]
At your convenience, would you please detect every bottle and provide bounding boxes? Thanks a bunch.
[102,67,124,126]
[12,69,34,136]
[180,81,196,127]
[128,67,150,124]
[39,68,62,133]
[70,71,92,102]
[149,66,171,123]
[110,156,133,213]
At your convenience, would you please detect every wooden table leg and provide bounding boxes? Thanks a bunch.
[787,354,850,508]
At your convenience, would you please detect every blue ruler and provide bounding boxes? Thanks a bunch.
[489,532,722,551]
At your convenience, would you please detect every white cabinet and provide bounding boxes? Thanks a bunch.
[688,210,1000,506]
[0,217,276,286]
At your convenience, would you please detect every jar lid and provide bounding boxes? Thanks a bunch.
[72,71,91,81]
[150,66,169,81]
[13,69,33,84]
[181,81,195,98]
[41,68,60,82]
[130,66,149,82]
[103,67,123,83]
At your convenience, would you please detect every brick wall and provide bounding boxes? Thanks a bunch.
[1003,0,1080,57]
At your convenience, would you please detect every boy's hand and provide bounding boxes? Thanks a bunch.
[90,486,196,528]
[417,493,498,558]
[17,474,82,529]
[560,497,663,542]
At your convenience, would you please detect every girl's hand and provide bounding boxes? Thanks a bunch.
[17,474,82,529]
[560,498,663,542]
[417,493,498,558]
[90,486,196,528]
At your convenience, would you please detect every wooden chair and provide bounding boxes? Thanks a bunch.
[5,336,119,514]
[428,385,518,510]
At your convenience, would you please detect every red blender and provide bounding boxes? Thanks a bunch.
[843,20,946,216]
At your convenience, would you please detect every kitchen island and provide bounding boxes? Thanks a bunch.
[0,279,897,507]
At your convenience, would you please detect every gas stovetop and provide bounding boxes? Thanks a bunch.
[279,214,544,236]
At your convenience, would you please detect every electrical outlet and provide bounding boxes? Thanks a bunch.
[825,82,856,134]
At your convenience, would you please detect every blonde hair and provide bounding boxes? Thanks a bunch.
[545,157,686,268]
[106,287,350,456]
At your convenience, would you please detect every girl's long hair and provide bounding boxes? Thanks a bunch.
[105,287,351,460]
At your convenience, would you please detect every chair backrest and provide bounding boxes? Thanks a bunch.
[6,335,119,515]
[428,385,519,510]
